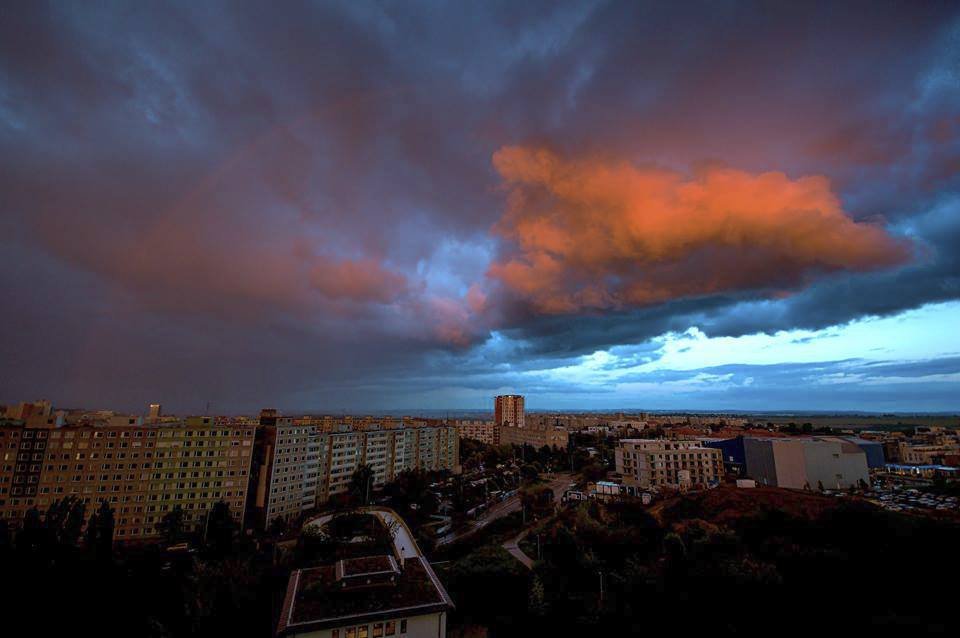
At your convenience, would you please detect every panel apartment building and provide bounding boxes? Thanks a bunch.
[0,417,256,540]
[615,439,724,491]
[249,422,459,528]
[494,395,524,428]
[454,420,499,446]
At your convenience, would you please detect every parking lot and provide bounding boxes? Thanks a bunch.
[863,484,959,513]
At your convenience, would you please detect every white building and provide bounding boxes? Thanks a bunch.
[743,437,869,490]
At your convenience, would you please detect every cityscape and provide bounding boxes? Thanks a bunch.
[3,1,960,637]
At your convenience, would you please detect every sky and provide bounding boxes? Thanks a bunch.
[1,0,959,414]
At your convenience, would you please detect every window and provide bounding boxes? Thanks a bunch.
[346,629,356,638]
[358,627,368,638]
[400,619,407,634]
[373,623,384,637]
[332,631,339,638]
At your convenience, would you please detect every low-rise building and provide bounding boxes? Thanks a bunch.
[277,509,454,638]
[277,556,454,638]
[896,441,960,465]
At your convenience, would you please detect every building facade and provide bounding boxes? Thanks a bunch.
[250,424,460,529]
[499,424,568,450]
[743,437,869,490]
[0,418,256,540]
[494,395,524,428]
[454,420,499,446]
[615,439,723,489]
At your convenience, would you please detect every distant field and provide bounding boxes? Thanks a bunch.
[751,415,960,429]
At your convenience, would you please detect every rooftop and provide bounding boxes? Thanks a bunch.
[277,556,453,636]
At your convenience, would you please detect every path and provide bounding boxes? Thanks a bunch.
[435,473,573,547]
[503,528,535,569]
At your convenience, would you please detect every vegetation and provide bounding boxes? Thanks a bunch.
[458,488,960,635]
[2,498,283,638]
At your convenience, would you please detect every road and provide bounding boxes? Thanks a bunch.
[435,473,573,547]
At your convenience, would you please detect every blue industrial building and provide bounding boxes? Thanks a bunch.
[704,436,747,476]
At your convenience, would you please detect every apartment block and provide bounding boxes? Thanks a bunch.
[454,420,499,446]
[500,424,569,450]
[248,420,325,529]
[251,424,460,528]
[0,418,256,540]
[615,439,723,489]
[494,395,524,428]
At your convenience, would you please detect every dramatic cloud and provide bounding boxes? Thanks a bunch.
[310,256,407,305]
[1,1,958,411]
[490,147,911,314]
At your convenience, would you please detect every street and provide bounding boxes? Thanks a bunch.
[435,473,573,547]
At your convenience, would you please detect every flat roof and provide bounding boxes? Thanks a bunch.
[277,556,453,636]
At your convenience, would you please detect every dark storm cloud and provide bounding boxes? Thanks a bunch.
[1,0,959,410]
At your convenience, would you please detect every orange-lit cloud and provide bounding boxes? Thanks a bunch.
[489,146,911,314]
[310,256,407,304]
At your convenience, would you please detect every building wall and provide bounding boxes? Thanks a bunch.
[801,439,842,490]
[455,420,499,446]
[494,395,524,429]
[500,424,568,450]
[0,420,256,539]
[263,422,325,524]
[743,438,779,487]
[257,425,460,528]
[287,611,447,638]
[616,439,723,489]
[744,437,869,490]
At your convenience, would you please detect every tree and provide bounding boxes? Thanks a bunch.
[17,506,44,554]
[84,511,99,550]
[349,464,375,506]
[59,497,87,546]
[520,463,540,482]
[267,516,289,538]
[581,462,608,482]
[0,519,10,555]
[528,575,547,616]
[94,500,115,560]
[157,505,185,544]
[383,470,436,514]
[205,500,236,556]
